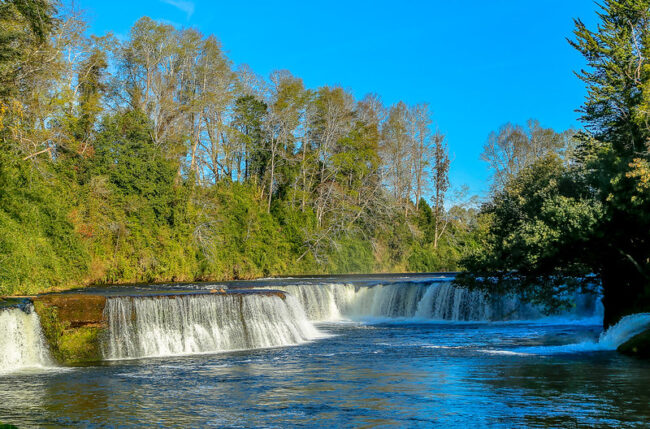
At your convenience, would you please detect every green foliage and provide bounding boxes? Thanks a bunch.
[0,0,55,98]
[33,301,103,363]
[327,236,375,274]
[232,95,268,182]
[0,150,89,294]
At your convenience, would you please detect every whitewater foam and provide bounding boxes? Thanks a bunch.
[508,312,650,355]
[103,294,324,360]
[0,306,53,373]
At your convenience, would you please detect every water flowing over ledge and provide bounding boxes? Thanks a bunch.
[272,281,602,322]
[0,306,52,372]
[507,312,650,355]
[103,294,322,360]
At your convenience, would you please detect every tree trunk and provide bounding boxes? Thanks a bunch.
[267,143,276,213]
[600,257,650,328]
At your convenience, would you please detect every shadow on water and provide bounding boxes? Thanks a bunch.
[475,352,650,427]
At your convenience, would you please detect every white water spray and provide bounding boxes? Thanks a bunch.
[508,313,650,355]
[0,307,52,372]
[598,313,650,348]
[103,294,323,360]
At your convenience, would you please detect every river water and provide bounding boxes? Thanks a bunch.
[1,275,649,427]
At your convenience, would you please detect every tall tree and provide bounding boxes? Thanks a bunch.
[481,120,574,191]
[430,132,450,249]
[381,102,412,215]
[307,86,355,226]
[263,70,307,212]
[409,103,433,210]
[570,0,650,325]
[231,95,268,184]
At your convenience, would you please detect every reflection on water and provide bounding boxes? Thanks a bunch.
[1,321,650,427]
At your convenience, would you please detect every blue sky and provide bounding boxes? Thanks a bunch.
[79,0,599,198]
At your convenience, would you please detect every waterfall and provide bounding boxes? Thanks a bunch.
[0,306,52,372]
[273,284,352,321]
[274,281,602,322]
[103,293,322,360]
[508,312,650,355]
[599,313,650,349]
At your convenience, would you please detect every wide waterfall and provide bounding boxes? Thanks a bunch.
[273,281,602,322]
[0,306,52,372]
[103,293,322,360]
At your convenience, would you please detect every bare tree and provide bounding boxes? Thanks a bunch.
[381,101,412,215]
[409,103,433,210]
[481,119,575,191]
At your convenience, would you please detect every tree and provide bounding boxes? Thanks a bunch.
[409,103,433,211]
[430,132,450,249]
[458,156,602,311]
[231,95,268,184]
[481,120,575,191]
[307,86,355,226]
[381,102,412,215]
[569,0,650,326]
[263,71,307,212]
[195,34,236,183]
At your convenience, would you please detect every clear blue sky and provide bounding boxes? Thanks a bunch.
[79,0,599,199]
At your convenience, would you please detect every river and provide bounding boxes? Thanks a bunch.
[1,275,649,427]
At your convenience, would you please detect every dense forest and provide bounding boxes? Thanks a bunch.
[0,0,483,295]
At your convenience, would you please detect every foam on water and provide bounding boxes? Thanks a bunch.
[511,312,650,355]
[0,306,53,373]
[103,294,324,360]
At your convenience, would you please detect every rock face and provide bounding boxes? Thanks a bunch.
[32,294,108,364]
[617,329,650,358]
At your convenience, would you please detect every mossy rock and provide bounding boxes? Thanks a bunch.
[617,329,650,358]
[33,294,107,364]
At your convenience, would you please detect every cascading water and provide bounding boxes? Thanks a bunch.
[274,281,602,322]
[0,306,52,372]
[597,313,650,349]
[103,293,322,360]
[507,312,650,355]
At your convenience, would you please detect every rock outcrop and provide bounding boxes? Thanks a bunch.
[617,328,650,358]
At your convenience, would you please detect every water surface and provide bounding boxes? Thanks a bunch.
[1,319,649,427]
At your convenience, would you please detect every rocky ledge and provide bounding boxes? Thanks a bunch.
[617,329,650,358]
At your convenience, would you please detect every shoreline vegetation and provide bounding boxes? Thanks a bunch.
[1,0,650,333]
